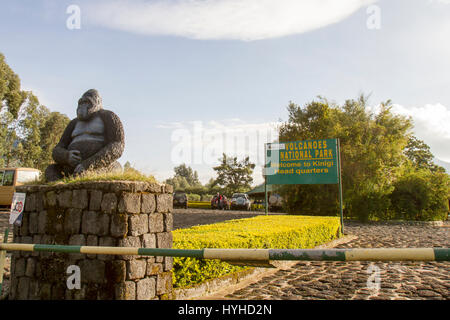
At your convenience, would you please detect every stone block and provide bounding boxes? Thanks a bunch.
[156,193,172,213]
[81,211,98,234]
[163,184,173,193]
[105,260,126,283]
[39,283,52,300]
[101,193,117,214]
[19,214,29,236]
[149,213,164,233]
[86,235,98,259]
[28,211,39,234]
[118,192,141,214]
[17,277,31,300]
[82,211,110,236]
[57,190,73,208]
[25,258,36,277]
[64,208,82,234]
[163,213,173,232]
[128,213,148,236]
[156,272,173,295]
[29,279,40,300]
[142,233,156,248]
[32,234,41,257]
[117,236,140,260]
[141,193,156,214]
[146,262,163,276]
[157,232,172,249]
[38,210,47,234]
[136,277,156,300]
[110,214,128,238]
[164,257,173,271]
[126,259,147,280]
[20,236,33,258]
[25,193,36,212]
[68,234,86,259]
[15,258,26,277]
[98,236,116,261]
[79,260,106,284]
[72,189,88,209]
[44,191,57,208]
[115,281,136,300]
[89,190,103,211]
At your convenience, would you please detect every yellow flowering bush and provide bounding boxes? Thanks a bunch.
[172,215,341,288]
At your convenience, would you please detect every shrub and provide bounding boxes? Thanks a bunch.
[187,193,201,201]
[389,169,449,221]
[172,215,341,288]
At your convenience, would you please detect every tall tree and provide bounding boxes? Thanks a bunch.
[173,164,200,186]
[278,95,413,219]
[0,52,70,170]
[404,136,444,172]
[213,154,255,195]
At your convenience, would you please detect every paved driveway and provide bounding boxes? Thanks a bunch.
[222,221,449,300]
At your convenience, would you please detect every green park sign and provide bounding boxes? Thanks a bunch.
[264,138,344,233]
[265,139,339,185]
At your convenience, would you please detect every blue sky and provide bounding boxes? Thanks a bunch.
[1,0,450,184]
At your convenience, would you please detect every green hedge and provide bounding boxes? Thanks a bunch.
[172,215,341,288]
[187,201,211,209]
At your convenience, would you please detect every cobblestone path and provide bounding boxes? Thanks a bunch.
[223,221,450,300]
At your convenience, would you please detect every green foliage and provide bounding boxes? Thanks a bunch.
[165,164,202,192]
[404,136,445,173]
[186,193,201,201]
[277,95,449,221]
[0,52,70,170]
[212,153,256,196]
[172,215,341,288]
[389,167,449,221]
[278,96,411,220]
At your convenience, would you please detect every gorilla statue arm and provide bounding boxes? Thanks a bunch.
[52,119,78,165]
[78,109,125,172]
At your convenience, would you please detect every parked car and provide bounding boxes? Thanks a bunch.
[211,194,230,210]
[173,191,188,209]
[0,168,41,209]
[268,193,283,212]
[230,193,251,211]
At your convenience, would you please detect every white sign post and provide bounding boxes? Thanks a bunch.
[9,192,26,226]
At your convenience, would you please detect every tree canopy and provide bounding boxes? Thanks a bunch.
[0,52,70,171]
[212,153,255,196]
[277,95,449,221]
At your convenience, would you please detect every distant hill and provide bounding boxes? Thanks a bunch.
[434,158,450,173]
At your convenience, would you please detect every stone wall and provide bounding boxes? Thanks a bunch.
[9,181,173,300]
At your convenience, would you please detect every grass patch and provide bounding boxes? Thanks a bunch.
[27,168,157,185]
[172,215,341,288]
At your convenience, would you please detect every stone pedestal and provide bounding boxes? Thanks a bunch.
[9,181,173,300]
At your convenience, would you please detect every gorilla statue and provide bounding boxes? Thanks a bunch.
[45,89,125,182]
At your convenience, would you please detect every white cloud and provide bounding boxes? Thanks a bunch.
[381,103,450,163]
[86,0,376,41]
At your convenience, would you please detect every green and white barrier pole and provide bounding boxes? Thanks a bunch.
[0,244,448,262]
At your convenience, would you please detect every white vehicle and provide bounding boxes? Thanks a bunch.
[230,193,251,211]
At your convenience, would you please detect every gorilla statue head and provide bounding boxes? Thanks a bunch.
[77,89,103,121]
